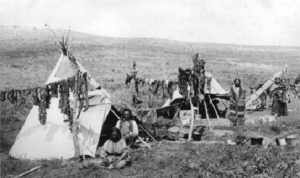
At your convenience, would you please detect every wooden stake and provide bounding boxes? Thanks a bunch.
[138,124,158,141]
[138,136,152,150]
[188,96,195,141]
[208,94,220,119]
[204,100,212,129]
[16,166,41,178]
[72,72,80,158]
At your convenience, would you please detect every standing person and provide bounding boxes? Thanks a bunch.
[228,78,246,126]
[99,127,131,169]
[270,78,289,116]
[116,109,139,147]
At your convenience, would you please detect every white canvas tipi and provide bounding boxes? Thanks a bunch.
[163,72,228,107]
[9,49,112,160]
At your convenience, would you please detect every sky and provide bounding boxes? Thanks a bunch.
[0,0,299,46]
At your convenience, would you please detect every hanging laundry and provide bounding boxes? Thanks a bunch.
[165,80,169,86]
[167,81,174,99]
[149,79,155,85]
[132,94,142,106]
[134,79,139,93]
[161,80,168,99]
[53,83,59,97]
[13,90,18,104]
[178,68,189,98]
[21,90,26,97]
[125,73,134,86]
[24,89,31,96]
[38,105,47,125]
[150,80,160,95]
[32,88,40,105]
[139,78,146,87]
[59,80,70,114]
[38,87,49,125]
[19,90,27,105]
[7,90,16,104]
[0,91,6,102]
[68,76,76,91]
[82,72,89,112]
[193,54,206,96]
[145,78,150,85]
[16,90,25,106]
[44,87,51,108]
[67,108,73,130]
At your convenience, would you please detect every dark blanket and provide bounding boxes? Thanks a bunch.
[271,100,288,116]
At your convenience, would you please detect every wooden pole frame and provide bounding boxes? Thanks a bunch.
[203,99,211,129]
[208,94,220,119]
[72,71,80,158]
[187,79,195,142]
[188,95,195,141]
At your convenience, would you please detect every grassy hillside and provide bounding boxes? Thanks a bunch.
[1,25,299,90]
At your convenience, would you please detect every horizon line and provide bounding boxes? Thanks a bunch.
[1,24,300,48]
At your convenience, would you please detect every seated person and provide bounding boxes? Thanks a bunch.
[116,109,139,147]
[100,127,131,169]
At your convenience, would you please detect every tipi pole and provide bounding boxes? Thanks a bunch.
[72,72,80,158]
[15,166,41,178]
[245,67,287,109]
[208,94,220,119]
[188,95,195,141]
[204,100,212,129]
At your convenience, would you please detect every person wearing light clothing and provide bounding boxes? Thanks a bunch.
[116,109,139,147]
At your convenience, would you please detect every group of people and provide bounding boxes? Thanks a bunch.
[96,109,139,169]
[228,77,291,126]
[95,77,292,168]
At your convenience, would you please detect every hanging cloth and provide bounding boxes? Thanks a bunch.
[7,90,16,104]
[167,81,174,99]
[19,90,27,105]
[47,83,58,98]
[32,88,40,105]
[16,90,25,106]
[162,80,168,99]
[134,79,139,93]
[24,89,32,96]
[150,80,160,95]
[82,72,89,112]
[0,91,6,102]
[38,87,49,125]
[68,76,76,91]
[125,73,134,86]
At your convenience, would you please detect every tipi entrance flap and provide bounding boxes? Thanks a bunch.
[78,104,111,157]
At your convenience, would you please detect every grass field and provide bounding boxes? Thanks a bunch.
[1,25,300,177]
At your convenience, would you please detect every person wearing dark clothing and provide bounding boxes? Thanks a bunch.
[270,78,289,116]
